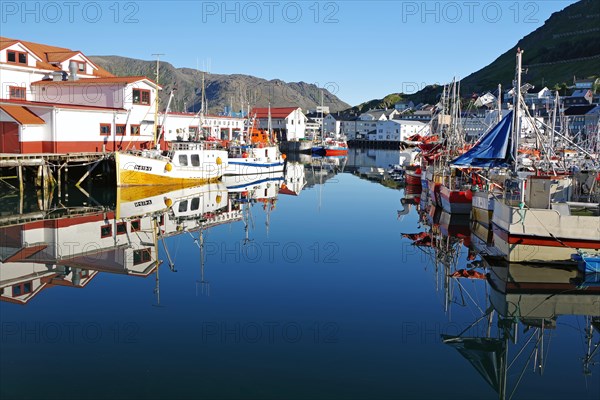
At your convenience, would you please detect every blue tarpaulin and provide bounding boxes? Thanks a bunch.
[451,111,513,168]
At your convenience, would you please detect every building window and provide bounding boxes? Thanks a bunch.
[7,50,27,65]
[12,281,32,297]
[189,126,198,135]
[116,124,126,136]
[116,222,127,235]
[100,224,112,238]
[130,124,140,136]
[100,123,111,136]
[133,248,152,265]
[9,86,26,100]
[132,89,151,105]
[130,219,141,232]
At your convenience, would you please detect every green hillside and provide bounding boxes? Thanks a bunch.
[348,0,599,111]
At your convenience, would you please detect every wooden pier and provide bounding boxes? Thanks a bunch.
[0,152,114,196]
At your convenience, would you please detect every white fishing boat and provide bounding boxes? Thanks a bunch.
[225,144,285,176]
[225,103,285,176]
[485,50,600,263]
[116,142,228,186]
[115,57,228,187]
[492,175,600,263]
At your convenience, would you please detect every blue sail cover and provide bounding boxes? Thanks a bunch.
[451,111,513,168]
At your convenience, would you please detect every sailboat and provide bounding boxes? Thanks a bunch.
[115,56,228,187]
[485,49,600,263]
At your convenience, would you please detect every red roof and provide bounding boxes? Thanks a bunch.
[31,76,158,87]
[251,107,299,119]
[1,99,126,112]
[0,105,45,125]
[0,36,114,77]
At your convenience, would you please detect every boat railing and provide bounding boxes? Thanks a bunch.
[122,149,171,162]
[170,141,225,152]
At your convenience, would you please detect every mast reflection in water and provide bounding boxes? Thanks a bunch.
[0,151,598,399]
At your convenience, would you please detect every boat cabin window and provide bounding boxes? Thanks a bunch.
[190,198,200,211]
[179,154,188,166]
[191,154,200,167]
[178,200,188,213]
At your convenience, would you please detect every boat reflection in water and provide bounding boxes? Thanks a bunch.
[405,200,600,399]
[405,201,600,399]
[1,183,242,305]
[444,259,599,400]
[0,155,344,306]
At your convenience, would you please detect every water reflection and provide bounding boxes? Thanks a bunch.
[404,192,600,400]
[0,157,344,305]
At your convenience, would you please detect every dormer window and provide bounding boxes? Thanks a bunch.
[7,50,27,65]
[76,61,85,72]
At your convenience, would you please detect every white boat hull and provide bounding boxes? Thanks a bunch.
[225,145,285,176]
[492,200,600,263]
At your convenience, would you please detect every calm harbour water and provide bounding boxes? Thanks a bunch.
[1,149,598,400]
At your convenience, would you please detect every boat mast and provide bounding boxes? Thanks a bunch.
[550,90,559,157]
[497,84,502,124]
[152,53,164,150]
[513,49,523,173]
[268,101,272,143]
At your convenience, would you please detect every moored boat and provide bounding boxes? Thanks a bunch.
[225,144,285,176]
[405,167,422,186]
[115,142,227,187]
[323,137,348,156]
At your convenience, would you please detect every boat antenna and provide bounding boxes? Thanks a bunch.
[151,53,164,150]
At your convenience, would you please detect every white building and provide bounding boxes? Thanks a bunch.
[0,36,244,153]
[374,120,430,141]
[250,107,306,141]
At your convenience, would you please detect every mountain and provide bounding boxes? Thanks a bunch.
[459,0,599,95]
[347,0,599,111]
[89,56,350,114]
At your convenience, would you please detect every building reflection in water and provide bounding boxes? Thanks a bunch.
[0,160,327,305]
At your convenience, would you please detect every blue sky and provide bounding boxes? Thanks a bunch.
[2,0,578,106]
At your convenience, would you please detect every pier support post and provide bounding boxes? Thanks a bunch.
[75,160,101,188]
[65,166,69,201]
[57,164,62,198]
[35,165,43,188]
[17,164,23,195]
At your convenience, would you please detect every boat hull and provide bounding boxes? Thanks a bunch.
[115,150,226,187]
[471,191,498,227]
[279,140,312,153]
[225,161,285,176]
[405,172,421,186]
[440,185,472,214]
[491,200,600,263]
[324,148,348,156]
